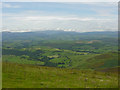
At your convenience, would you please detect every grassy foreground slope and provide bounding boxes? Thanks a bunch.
[2,62,118,88]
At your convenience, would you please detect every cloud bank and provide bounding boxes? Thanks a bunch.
[2,2,118,32]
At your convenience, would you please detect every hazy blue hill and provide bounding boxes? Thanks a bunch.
[2,30,118,41]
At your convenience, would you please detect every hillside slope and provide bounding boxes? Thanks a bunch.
[72,52,118,69]
[2,62,118,88]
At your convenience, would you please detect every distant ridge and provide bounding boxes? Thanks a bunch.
[2,29,118,33]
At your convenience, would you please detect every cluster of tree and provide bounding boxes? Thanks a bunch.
[3,48,72,68]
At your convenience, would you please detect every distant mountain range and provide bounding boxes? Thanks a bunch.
[2,30,118,41]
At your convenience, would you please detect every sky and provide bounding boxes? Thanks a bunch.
[2,0,119,2]
[2,2,118,32]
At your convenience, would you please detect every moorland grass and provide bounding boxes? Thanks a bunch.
[2,62,118,88]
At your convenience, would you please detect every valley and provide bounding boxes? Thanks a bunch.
[2,31,119,88]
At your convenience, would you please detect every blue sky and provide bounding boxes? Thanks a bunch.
[2,2,118,32]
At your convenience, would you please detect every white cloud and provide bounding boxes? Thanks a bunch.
[80,2,118,6]
[23,16,112,21]
[4,15,114,22]
[3,15,117,32]
[0,3,2,8]
[3,3,21,8]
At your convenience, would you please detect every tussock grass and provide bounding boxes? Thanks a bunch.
[2,62,118,88]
